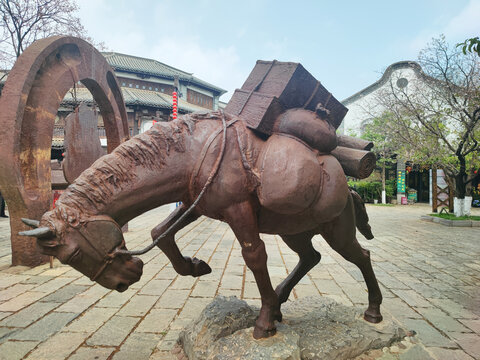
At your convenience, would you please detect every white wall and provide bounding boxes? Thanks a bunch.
[341,66,419,136]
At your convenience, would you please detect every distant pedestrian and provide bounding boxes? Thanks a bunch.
[0,191,7,218]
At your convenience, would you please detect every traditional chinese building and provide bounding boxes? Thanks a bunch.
[58,51,226,134]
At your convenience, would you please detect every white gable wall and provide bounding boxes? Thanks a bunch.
[341,64,420,136]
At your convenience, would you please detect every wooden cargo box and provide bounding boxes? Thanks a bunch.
[225,60,348,135]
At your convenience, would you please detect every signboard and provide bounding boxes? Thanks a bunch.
[397,170,406,193]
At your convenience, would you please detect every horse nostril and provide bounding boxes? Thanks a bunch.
[116,283,128,292]
[131,257,144,270]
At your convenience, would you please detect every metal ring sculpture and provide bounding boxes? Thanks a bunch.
[0,36,129,266]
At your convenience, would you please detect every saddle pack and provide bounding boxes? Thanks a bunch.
[225,60,376,180]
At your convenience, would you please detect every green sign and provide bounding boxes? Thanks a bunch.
[397,170,406,193]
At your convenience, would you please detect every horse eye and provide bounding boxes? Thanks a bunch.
[37,239,60,248]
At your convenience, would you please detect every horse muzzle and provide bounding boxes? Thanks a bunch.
[107,256,144,292]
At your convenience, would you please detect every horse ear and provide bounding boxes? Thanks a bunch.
[21,218,40,228]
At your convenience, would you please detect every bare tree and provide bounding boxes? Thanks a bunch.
[372,36,480,215]
[0,0,97,66]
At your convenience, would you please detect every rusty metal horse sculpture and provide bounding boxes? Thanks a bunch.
[20,109,383,339]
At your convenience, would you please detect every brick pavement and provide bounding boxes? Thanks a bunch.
[0,204,478,359]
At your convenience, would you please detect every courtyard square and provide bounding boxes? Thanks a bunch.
[0,204,478,359]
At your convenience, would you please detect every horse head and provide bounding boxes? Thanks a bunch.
[19,211,143,292]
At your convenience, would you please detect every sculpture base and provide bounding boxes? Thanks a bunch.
[176,296,433,360]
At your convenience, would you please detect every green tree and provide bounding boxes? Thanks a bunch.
[457,37,480,56]
[361,113,396,203]
[371,36,480,215]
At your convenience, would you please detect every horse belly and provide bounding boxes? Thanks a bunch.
[257,153,349,234]
[310,154,349,222]
[256,135,322,215]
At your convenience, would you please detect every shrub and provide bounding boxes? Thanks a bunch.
[385,179,396,201]
[348,180,382,203]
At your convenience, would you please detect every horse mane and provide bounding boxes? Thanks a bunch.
[53,112,217,223]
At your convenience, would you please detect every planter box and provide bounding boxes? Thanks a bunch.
[424,215,480,227]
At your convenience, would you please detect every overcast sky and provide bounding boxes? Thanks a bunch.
[78,0,480,102]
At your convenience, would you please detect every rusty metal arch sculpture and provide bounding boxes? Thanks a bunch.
[0,36,129,266]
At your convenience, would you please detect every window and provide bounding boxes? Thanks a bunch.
[397,78,408,88]
[161,88,164,92]
[142,86,146,89]
[122,82,126,86]
[149,87,152,90]
[155,88,158,91]
[136,85,139,88]
[129,83,132,87]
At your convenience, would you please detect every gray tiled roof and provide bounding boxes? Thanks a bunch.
[102,52,226,95]
[62,87,207,113]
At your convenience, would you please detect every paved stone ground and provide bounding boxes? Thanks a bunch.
[0,204,478,360]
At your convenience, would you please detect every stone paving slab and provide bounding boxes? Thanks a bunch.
[0,204,478,359]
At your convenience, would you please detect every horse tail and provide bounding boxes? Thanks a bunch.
[350,188,374,240]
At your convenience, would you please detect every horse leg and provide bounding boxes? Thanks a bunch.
[275,232,321,304]
[151,203,211,277]
[317,195,383,323]
[223,201,281,339]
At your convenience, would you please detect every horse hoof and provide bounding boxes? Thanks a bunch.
[191,257,212,277]
[364,310,383,323]
[253,326,277,339]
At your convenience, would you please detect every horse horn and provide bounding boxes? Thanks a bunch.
[21,218,40,228]
[18,227,54,238]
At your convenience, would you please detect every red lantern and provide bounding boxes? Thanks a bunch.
[172,91,178,119]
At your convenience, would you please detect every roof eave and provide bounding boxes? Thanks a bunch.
[342,61,425,105]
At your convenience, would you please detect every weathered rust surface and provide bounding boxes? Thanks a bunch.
[273,108,337,153]
[225,60,348,133]
[331,146,377,179]
[0,36,128,266]
[63,104,105,183]
[17,52,381,339]
[21,108,382,339]
[337,135,374,151]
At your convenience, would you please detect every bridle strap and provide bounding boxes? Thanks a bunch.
[73,218,125,282]
[89,240,125,282]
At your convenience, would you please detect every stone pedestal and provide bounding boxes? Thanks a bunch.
[177,296,420,360]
